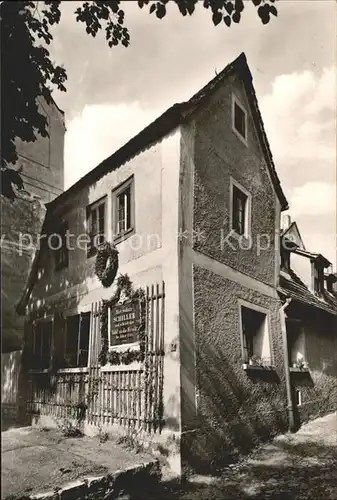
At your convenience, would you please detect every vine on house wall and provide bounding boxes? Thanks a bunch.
[98,274,146,366]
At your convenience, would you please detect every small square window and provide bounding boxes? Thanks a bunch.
[241,305,271,365]
[86,198,106,257]
[232,95,247,142]
[231,182,250,237]
[113,177,134,240]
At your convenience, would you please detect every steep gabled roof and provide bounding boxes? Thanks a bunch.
[278,268,337,316]
[17,52,289,315]
[47,52,288,212]
[281,221,306,250]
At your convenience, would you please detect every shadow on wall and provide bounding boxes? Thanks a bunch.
[26,183,99,318]
[183,339,288,475]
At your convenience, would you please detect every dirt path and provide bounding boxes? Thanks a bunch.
[152,412,337,500]
[1,426,155,499]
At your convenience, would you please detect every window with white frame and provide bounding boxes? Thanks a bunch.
[112,177,134,239]
[232,94,247,143]
[295,389,302,406]
[240,304,271,365]
[86,197,106,256]
[32,320,53,370]
[230,179,250,237]
[63,312,91,368]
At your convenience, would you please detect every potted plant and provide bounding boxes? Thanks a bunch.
[249,354,262,366]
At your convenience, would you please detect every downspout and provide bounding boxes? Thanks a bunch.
[279,297,296,432]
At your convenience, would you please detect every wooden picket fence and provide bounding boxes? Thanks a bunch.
[26,282,165,434]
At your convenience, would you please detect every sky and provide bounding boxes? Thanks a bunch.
[50,0,336,269]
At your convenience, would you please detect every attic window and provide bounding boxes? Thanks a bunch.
[232,94,247,143]
[280,248,291,273]
[313,264,324,296]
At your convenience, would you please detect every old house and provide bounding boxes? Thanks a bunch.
[16,53,336,475]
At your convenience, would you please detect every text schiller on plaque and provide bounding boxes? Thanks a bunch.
[110,300,141,346]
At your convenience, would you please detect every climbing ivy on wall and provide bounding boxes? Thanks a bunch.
[98,274,146,366]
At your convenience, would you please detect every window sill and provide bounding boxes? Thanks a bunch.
[28,368,51,374]
[109,341,140,352]
[232,127,248,148]
[56,367,88,373]
[101,362,143,372]
[113,227,135,245]
[242,363,276,372]
[228,229,250,241]
[290,367,309,373]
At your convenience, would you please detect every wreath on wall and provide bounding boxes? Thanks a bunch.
[95,242,119,288]
[98,274,146,366]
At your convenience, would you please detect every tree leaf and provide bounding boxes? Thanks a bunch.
[257,4,270,24]
[224,2,234,15]
[156,3,166,19]
[232,11,241,23]
[223,15,231,26]
[269,5,278,17]
[212,11,222,26]
[149,3,156,14]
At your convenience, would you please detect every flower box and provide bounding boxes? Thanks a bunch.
[242,363,275,371]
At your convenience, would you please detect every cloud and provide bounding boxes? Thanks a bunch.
[260,67,336,165]
[64,102,161,188]
[289,182,336,217]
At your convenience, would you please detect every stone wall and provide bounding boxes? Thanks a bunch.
[12,96,65,203]
[184,266,288,472]
[1,195,46,351]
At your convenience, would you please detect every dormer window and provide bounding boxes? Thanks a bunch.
[280,249,291,273]
[232,94,247,145]
[312,262,324,296]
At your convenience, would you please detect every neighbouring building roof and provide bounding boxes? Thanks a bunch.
[293,248,332,268]
[47,52,288,212]
[281,221,306,251]
[278,269,337,316]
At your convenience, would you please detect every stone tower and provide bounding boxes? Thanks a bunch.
[1,96,65,351]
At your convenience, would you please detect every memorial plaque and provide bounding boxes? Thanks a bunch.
[110,299,141,346]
